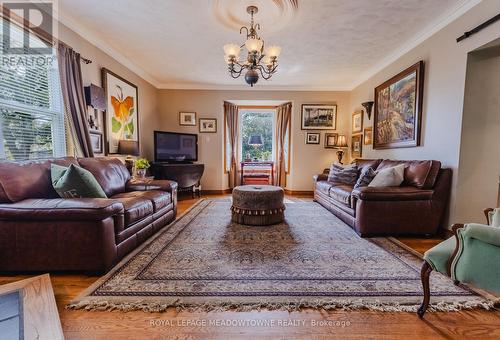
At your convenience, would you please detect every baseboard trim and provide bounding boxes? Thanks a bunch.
[202,189,232,195]
[284,190,314,196]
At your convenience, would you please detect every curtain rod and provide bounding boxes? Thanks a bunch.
[456,13,500,42]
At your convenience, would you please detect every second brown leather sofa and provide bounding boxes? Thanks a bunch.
[313,159,452,236]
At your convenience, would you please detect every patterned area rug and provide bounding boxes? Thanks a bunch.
[68,199,493,312]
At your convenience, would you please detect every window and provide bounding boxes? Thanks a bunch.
[239,110,275,162]
[224,106,291,173]
[0,19,65,161]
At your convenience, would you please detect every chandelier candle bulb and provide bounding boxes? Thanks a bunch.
[223,43,240,58]
[245,38,263,52]
[267,45,282,58]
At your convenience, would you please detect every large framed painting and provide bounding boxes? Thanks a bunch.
[373,61,424,149]
[102,68,139,154]
[301,104,337,130]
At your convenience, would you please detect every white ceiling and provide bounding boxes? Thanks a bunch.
[58,0,478,90]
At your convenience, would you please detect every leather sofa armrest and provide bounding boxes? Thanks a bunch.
[351,186,434,201]
[0,198,124,221]
[125,179,178,193]
[313,174,329,183]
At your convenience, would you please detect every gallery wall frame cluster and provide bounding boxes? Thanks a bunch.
[301,104,339,147]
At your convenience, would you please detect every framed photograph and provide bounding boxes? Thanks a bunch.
[351,134,363,159]
[102,68,139,154]
[364,127,373,145]
[352,111,363,133]
[199,118,217,133]
[180,112,196,126]
[89,131,103,154]
[324,133,338,148]
[301,104,337,130]
[305,132,320,144]
[374,60,424,149]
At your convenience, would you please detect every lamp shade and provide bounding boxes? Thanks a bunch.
[84,84,106,111]
[118,140,139,156]
[248,135,263,146]
[334,135,348,148]
[245,38,263,52]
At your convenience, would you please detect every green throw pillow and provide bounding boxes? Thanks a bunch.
[51,163,107,198]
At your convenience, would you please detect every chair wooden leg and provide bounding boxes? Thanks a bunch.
[417,261,433,318]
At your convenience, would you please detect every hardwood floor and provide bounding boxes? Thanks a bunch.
[1,194,498,339]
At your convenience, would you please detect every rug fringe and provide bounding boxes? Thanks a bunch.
[66,299,496,313]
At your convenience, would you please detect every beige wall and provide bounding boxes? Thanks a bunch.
[349,0,500,226]
[455,47,500,223]
[57,23,159,160]
[157,90,350,191]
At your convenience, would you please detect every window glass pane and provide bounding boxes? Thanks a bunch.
[240,111,274,161]
[0,18,65,161]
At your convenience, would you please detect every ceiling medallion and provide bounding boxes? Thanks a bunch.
[223,6,282,87]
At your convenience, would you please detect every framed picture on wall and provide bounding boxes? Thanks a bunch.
[102,68,139,154]
[89,131,103,154]
[352,111,363,133]
[374,60,424,149]
[180,112,197,126]
[199,118,217,133]
[324,133,338,148]
[351,134,363,159]
[301,104,337,130]
[305,132,320,144]
[364,127,373,145]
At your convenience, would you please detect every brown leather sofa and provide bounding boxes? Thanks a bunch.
[0,157,177,273]
[313,159,452,236]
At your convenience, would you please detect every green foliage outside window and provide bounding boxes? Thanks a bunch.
[241,111,273,161]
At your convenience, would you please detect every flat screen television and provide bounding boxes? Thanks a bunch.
[154,131,198,163]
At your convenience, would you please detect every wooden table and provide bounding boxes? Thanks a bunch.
[240,161,274,185]
[0,274,63,340]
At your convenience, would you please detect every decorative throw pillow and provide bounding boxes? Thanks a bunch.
[354,167,377,189]
[327,164,358,185]
[368,164,405,187]
[51,163,107,198]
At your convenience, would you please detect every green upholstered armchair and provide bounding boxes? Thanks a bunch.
[418,208,500,318]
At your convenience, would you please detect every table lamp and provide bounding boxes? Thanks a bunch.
[118,140,139,174]
[333,135,348,164]
[248,135,263,161]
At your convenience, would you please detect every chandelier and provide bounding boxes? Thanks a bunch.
[223,6,282,87]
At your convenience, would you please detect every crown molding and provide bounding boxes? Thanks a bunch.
[157,83,351,91]
[349,0,482,90]
[56,8,161,88]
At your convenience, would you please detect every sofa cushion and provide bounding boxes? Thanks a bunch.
[0,157,79,203]
[51,164,107,198]
[369,164,405,187]
[78,157,131,197]
[327,164,358,185]
[112,191,171,213]
[351,186,434,201]
[329,184,353,206]
[376,160,441,189]
[316,181,334,196]
[112,196,153,226]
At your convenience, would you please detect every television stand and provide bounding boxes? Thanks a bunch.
[151,162,204,198]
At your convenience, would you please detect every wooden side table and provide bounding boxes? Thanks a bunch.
[240,161,274,185]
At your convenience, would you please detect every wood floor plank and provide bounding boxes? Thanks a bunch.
[1,194,498,339]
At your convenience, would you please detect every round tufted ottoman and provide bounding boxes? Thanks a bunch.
[231,185,285,226]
